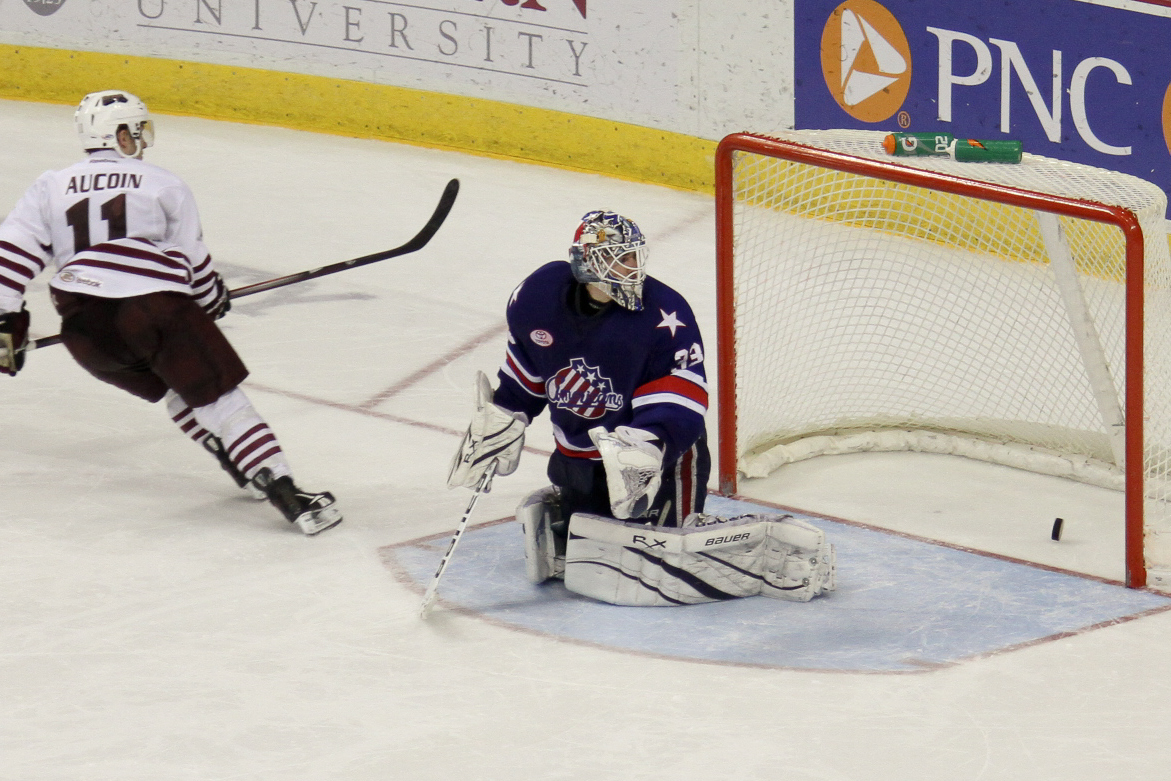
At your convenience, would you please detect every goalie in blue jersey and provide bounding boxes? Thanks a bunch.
[448,211,834,606]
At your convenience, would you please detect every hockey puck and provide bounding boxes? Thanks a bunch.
[1051,518,1064,541]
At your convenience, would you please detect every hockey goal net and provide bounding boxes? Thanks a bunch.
[715,130,1171,589]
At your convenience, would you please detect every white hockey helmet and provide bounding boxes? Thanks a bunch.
[569,210,647,311]
[75,90,155,156]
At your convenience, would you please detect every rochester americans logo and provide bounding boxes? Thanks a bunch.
[546,357,623,419]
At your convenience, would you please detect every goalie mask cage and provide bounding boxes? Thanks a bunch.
[715,130,1171,589]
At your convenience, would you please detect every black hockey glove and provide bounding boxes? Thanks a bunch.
[0,305,30,376]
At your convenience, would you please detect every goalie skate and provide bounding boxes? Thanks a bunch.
[252,467,343,535]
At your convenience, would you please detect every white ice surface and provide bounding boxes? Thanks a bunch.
[2,99,1170,780]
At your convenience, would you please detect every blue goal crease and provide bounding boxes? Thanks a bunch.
[382,496,1171,673]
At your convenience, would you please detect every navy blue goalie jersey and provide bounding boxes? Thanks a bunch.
[493,261,708,464]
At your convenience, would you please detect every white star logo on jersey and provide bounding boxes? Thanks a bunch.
[657,309,685,337]
[839,8,906,106]
[508,281,524,307]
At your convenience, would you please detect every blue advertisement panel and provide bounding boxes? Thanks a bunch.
[795,0,1171,214]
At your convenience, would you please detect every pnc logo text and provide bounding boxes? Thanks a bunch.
[820,0,1148,156]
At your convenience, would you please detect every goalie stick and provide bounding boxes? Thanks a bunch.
[26,177,460,352]
[419,460,497,620]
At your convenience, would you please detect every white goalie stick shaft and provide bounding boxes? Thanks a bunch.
[419,461,498,619]
[26,178,460,352]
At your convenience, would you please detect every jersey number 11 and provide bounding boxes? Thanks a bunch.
[65,193,128,252]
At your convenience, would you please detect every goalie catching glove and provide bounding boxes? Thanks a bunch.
[0,305,30,376]
[447,370,527,490]
[588,425,664,520]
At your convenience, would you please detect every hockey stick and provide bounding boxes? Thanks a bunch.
[419,461,498,620]
[26,177,460,352]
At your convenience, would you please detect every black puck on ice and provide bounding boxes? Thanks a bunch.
[1051,518,1064,541]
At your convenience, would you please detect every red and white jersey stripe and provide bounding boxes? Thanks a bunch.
[553,424,601,459]
[0,240,46,311]
[500,338,547,399]
[631,369,709,416]
[50,237,224,313]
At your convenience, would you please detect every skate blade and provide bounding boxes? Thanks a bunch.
[294,506,343,535]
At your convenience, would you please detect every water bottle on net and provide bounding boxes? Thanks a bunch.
[883,131,1022,163]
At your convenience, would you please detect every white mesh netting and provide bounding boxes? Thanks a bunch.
[724,129,1171,584]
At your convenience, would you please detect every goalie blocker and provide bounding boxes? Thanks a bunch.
[517,487,835,606]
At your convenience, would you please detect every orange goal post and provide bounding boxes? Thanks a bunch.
[715,130,1171,589]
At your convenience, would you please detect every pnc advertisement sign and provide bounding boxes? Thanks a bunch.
[796,0,1171,215]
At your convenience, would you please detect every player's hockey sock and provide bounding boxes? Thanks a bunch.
[165,390,211,444]
[188,388,293,483]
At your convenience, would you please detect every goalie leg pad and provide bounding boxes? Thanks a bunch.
[759,516,837,602]
[564,512,772,606]
[564,512,837,606]
[516,486,565,584]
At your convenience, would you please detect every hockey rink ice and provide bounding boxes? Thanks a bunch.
[4,98,1171,779]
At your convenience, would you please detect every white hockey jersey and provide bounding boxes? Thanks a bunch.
[0,150,223,314]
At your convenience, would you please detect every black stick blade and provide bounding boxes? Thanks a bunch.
[230,177,460,299]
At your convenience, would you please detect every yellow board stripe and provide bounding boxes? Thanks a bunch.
[0,44,715,193]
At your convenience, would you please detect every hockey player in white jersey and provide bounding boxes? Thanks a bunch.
[0,90,341,535]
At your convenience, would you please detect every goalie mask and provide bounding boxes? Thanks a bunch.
[569,210,647,311]
[75,90,155,157]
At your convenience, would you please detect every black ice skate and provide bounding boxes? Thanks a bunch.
[202,434,267,500]
[252,467,343,535]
